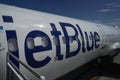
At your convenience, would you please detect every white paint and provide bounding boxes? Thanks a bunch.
[0,4,120,80]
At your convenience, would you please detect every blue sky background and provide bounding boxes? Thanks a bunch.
[0,0,120,26]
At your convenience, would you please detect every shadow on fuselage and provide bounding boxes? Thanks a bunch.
[56,55,120,80]
[98,63,120,79]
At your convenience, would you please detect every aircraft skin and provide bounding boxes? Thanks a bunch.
[0,4,120,80]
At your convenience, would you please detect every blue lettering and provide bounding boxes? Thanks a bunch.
[76,24,86,53]
[5,22,101,68]
[6,30,19,68]
[50,23,63,60]
[25,30,52,68]
[84,32,94,51]
[94,32,100,48]
[60,22,81,58]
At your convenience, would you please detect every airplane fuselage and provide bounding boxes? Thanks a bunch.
[0,4,120,80]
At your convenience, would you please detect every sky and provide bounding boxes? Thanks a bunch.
[0,0,120,26]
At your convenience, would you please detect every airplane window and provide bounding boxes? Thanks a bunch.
[75,36,79,43]
[8,38,18,52]
[42,37,48,47]
[53,37,58,46]
[69,36,73,43]
[62,36,66,44]
[27,37,35,49]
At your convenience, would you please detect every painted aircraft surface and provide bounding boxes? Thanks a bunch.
[0,4,120,80]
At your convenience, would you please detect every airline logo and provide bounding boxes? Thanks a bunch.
[4,16,101,68]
